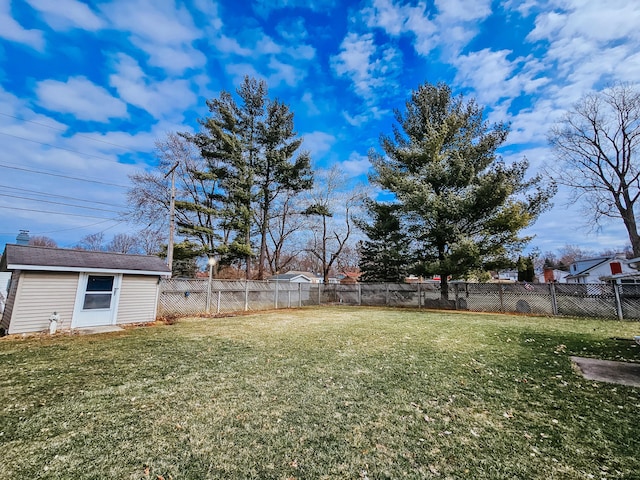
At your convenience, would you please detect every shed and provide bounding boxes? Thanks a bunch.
[0,244,171,335]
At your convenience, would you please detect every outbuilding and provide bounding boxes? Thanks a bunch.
[0,244,171,335]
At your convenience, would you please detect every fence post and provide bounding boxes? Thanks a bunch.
[454,283,459,310]
[417,283,421,309]
[299,283,302,307]
[549,283,558,316]
[288,290,291,308]
[498,284,504,312]
[244,281,249,311]
[358,284,362,305]
[274,281,279,309]
[613,283,624,320]
[318,282,322,305]
[385,283,390,306]
[216,290,221,314]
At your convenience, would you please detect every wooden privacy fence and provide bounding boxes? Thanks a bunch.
[158,279,640,321]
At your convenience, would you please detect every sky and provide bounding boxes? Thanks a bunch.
[0,0,639,257]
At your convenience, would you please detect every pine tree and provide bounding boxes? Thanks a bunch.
[357,202,411,282]
[186,76,312,278]
[370,82,554,302]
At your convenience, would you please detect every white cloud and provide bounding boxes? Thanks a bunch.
[364,0,407,36]
[226,63,263,87]
[108,54,197,120]
[101,0,206,73]
[342,105,388,127]
[268,58,303,87]
[214,34,253,56]
[526,0,640,89]
[433,0,492,52]
[36,77,128,122]
[435,0,491,23]
[364,0,491,56]
[252,0,337,17]
[191,0,223,29]
[214,28,315,88]
[26,0,104,31]
[0,0,44,50]
[276,16,308,41]
[365,0,437,55]
[341,152,371,177]
[301,92,320,116]
[302,131,335,158]
[331,32,401,101]
[453,49,549,107]
[528,0,640,44]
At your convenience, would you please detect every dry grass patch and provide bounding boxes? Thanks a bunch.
[0,307,639,479]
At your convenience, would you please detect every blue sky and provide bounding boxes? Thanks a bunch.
[1,0,639,256]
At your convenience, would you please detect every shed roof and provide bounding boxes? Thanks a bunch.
[1,244,171,276]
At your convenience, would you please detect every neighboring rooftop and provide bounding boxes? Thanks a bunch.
[1,244,171,275]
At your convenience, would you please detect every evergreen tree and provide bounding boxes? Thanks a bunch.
[370,82,554,301]
[255,98,313,279]
[357,202,411,282]
[187,76,312,279]
[160,240,202,278]
[517,256,535,282]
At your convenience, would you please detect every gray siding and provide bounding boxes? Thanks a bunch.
[116,275,159,324]
[7,272,79,334]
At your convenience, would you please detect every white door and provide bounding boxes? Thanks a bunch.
[72,273,121,328]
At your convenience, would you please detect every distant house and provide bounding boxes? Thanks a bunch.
[493,270,519,282]
[267,271,322,283]
[339,271,361,284]
[539,268,571,283]
[565,255,637,284]
[0,244,170,335]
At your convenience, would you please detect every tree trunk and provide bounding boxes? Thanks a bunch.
[322,215,329,284]
[623,212,640,258]
[440,275,449,302]
[620,193,640,257]
[438,244,448,302]
[257,199,269,280]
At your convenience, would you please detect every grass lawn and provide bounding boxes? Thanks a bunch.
[0,307,639,479]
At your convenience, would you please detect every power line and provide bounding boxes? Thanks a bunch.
[0,131,126,164]
[0,192,126,214]
[0,219,124,236]
[24,219,125,236]
[0,163,129,188]
[0,112,135,151]
[0,204,119,220]
[0,183,128,208]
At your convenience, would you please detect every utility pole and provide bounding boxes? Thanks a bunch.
[164,162,179,273]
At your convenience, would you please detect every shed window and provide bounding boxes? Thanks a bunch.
[83,275,114,309]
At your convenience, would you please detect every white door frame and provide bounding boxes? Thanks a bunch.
[71,273,122,328]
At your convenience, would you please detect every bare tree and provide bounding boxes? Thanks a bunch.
[76,232,105,251]
[264,192,310,274]
[106,233,140,254]
[128,132,226,258]
[137,226,166,256]
[303,166,367,283]
[29,236,57,247]
[549,84,640,256]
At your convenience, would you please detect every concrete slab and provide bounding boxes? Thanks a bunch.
[571,356,640,387]
[75,325,124,335]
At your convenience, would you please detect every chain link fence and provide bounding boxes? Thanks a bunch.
[158,279,640,320]
[158,279,321,316]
